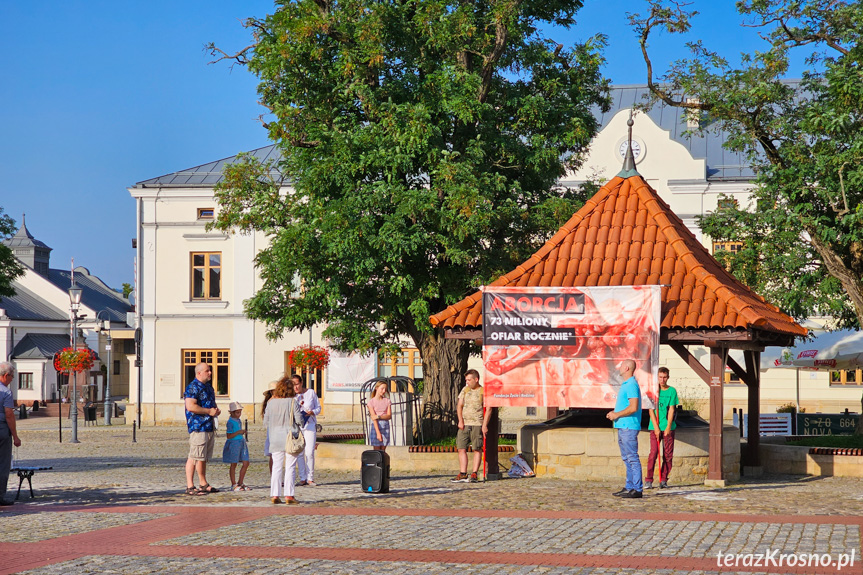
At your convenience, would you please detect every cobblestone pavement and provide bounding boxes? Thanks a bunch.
[1,422,863,574]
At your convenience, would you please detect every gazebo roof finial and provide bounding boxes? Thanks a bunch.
[617,110,639,178]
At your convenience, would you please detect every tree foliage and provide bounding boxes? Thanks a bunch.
[0,207,23,298]
[210,0,609,435]
[631,0,863,329]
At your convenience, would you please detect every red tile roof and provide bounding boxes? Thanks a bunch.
[430,174,806,338]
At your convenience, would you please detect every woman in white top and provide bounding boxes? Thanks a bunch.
[263,376,303,504]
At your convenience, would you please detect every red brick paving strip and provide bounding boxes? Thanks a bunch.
[2,504,862,575]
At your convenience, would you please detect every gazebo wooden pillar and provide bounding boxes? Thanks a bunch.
[668,342,731,480]
[728,348,763,467]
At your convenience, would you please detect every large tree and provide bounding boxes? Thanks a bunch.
[210,0,608,437]
[0,207,23,298]
[631,0,863,329]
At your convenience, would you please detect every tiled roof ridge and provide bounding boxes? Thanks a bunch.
[430,178,620,326]
[631,178,769,328]
[629,176,797,331]
[429,173,805,336]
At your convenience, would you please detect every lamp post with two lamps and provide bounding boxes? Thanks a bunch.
[95,311,113,425]
[68,282,84,443]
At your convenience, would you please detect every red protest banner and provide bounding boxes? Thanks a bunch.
[481,286,660,409]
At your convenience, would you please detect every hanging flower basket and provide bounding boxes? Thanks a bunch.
[53,347,97,373]
[287,345,330,371]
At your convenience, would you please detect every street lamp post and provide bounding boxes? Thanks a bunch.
[96,311,113,425]
[68,282,83,444]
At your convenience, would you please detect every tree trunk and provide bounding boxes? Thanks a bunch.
[806,232,863,323]
[415,329,471,441]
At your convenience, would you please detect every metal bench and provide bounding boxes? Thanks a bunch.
[9,466,53,499]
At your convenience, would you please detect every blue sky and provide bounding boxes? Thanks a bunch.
[0,1,806,289]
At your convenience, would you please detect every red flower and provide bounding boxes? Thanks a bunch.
[287,345,330,371]
[54,347,96,373]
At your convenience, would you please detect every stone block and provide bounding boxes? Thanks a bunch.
[558,455,582,467]
[830,459,863,478]
[585,429,619,456]
[520,428,548,452]
[546,428,586,454]
[675,428,709,452]
[723,426,742,455]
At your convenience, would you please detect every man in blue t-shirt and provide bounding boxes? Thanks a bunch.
[183,363,221,495]
[606,359,643,498]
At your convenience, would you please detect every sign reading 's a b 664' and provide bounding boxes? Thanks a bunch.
[481,286,661,409]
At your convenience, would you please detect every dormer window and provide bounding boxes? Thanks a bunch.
[197,208,215,220]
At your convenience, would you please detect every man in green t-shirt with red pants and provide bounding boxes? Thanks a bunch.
[645,367,678,489]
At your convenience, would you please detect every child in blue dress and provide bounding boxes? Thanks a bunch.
[222,401,251,491]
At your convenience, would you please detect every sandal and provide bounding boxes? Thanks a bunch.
[231,484,241,492]
[185,487,205,496]
[200,484,220,493]
[239,484,252,491]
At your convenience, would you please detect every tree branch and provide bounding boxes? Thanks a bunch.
[477,13,511,103]
[638,3,710,111]
[831,162,851,216]
[205,42,253,67]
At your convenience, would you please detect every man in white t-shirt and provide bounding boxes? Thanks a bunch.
[292,375,321,486]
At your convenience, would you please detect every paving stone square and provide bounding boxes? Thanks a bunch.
[2,421,863,574]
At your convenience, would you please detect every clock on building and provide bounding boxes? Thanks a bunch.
[615,135,646,164]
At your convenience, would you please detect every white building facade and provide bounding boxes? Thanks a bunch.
[128,85,860,424]
[0,219,135,408]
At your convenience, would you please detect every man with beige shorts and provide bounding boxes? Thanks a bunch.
[451,369,492,483]
[183,363,221,495]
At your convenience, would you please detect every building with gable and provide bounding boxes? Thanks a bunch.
[562,87,860,416]
[127,85,860,425]
[0,218,136,409]
[128,150,374,424]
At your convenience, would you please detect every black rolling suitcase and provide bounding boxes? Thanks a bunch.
[361,450,390,493]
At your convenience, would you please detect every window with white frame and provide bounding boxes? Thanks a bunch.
[18,372,34,390]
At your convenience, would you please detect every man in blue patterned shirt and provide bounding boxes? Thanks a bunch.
[183,363,221,495]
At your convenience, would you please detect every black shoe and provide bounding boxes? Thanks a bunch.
[659,481,668,489]
[612,487,629,496]
[620,489,643,499]
[0,500,14,506]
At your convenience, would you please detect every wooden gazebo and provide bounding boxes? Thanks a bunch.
[430,133,806,483]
